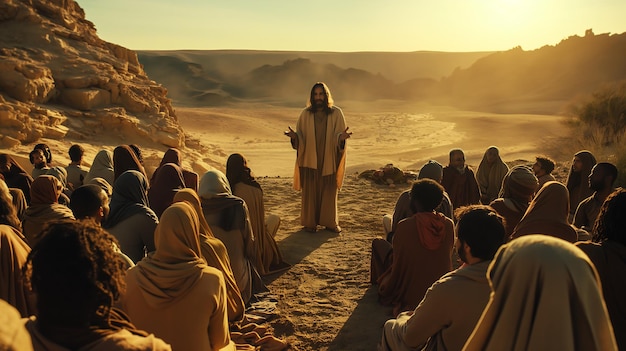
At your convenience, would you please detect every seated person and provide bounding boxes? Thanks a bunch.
[122,202,235,351]
[379,205,506,351]
[383,160,453,242]
[463,235,617,350]
[29,149,49,179]
[23,220,170,350]
[373,179,455,316]
[65,144,88,190]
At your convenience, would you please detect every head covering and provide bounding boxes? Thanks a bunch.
[226,153,261,190]
[103,170,157,229]
[30,175,62,205]
[173,189,245,322]
[463,235,618,351]
[497,165,538,211]
[418,160,443,182]
[512,181,578,242]
[85,150,115,186]
[0,154,33,205]
[113,145,148,184]
[148,163,186,218]
[132,202,207,308]
[476,146,510,203]
[198,170,245,231]
[566,150,597,212]
[0,224,35,318]
[150,148,182,183]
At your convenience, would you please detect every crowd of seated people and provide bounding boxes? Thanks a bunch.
[0,143,623,350]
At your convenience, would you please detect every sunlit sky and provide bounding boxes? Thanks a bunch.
[78,0,625,52]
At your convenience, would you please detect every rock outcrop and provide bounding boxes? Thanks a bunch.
[0,0,184,149]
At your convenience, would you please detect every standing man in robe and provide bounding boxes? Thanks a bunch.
[442,149,480,210]
[285,82,351,233]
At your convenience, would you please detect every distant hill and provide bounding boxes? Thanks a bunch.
[436,30,626,113]
[137,30,626,114]
[137,50,489,106]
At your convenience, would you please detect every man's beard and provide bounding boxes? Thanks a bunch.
[34,162,46,169]
[315,99,326,109]
[455,166,465,174]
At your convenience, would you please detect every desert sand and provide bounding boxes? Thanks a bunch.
[174,101,572,350]
[7,101,573,351]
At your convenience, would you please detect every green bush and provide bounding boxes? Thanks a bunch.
[567,80,626,187]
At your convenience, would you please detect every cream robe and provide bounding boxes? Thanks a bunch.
[293,106,347,191]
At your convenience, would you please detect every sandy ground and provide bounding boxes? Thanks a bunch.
[175,100,572,178]
[6,101,575,351]
[172,101,573,350]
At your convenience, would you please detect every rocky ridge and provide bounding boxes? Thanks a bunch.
[0,0,184,149]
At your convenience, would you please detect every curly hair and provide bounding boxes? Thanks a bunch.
[24,220,126,327]
[592,188,626,246]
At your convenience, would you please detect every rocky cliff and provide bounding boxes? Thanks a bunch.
[0,0,184,149]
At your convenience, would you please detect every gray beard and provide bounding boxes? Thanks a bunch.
[455,166,465,174]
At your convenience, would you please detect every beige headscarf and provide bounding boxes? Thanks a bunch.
[463,235,618,351]
[476,146,509,203]
[511,181,577,242]
[173,189,245,322]
[132,202,207,308]
[0,225,35,318]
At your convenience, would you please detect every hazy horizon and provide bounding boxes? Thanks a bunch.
[78,0,626,53]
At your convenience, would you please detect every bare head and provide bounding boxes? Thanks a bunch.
[449,149,465,171]
[307,82,334,113]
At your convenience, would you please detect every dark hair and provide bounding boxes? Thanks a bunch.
[226,153,261,190]
[68,144,85,163]
[70,185,107,219]
[592,188,626,246]
[34,143,52,163]
[535,156,555,174]
[449,148,464,161]
[455,205,506,260]
[595,162,618,184]
[410,179,444,212]
[24,220,125,327]
[0,180,21,231]
[306,82,334,114]
[29,149,45,164]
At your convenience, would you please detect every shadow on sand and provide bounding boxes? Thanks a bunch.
[327,285,393,351]
[262,228,339,285]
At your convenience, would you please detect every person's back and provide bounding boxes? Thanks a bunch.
[23,220,170,351]
[125,264,228,351]
[576,188,626,350]
[377,180,454,315]
[122,202,234,351]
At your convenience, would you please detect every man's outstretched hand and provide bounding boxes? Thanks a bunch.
[284,126,297,139]
[340,126,352,141]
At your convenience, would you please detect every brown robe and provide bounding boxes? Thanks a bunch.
[378,212,454,315]
[0,225,35,317]
[464,235,617,351]
[442,166,480,209]
[511,181,577,243]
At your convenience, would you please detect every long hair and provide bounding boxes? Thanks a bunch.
[306,82,334,114]
[592,188,626,246]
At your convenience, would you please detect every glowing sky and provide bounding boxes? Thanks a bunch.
[78,0,626,52]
